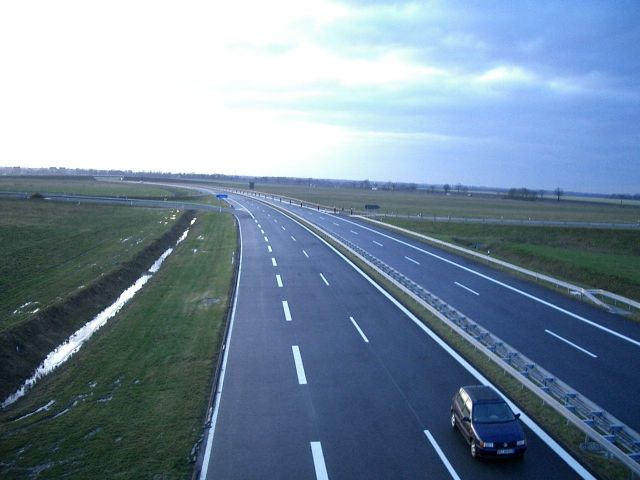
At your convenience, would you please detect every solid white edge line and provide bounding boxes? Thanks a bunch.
[454,281,480,296]
[545,329,598,358]
[260,202,596,480]
[349,316,369,343]
[405,256,420,265]
[282,300,292,321]
[310,441,329,480]
[424,430,461,480]
[320,273,330,286]
[292,345,307,384]
[276,274,283,288]
[335,216,640,348]
[200,212,245,477]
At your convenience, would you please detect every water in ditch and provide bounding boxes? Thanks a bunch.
[1,226,193,408]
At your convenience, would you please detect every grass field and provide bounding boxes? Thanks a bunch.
[0,176,198,199]
[0,199,179,333]
[0,211,236,478]
[381,218,640,302]
[228,183,640,224]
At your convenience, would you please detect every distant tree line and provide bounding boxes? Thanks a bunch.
[506,187,539,201]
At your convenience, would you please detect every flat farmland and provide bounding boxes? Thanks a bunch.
[0,199,179,333]
[240,183,640,224]
[0,176,197,199]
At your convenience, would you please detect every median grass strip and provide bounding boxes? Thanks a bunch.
[0,211,236,479]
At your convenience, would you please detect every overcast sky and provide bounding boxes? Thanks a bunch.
[1,1,638,193]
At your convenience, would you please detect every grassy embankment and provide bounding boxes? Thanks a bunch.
[0,198,191,398]
[0,206,236,478]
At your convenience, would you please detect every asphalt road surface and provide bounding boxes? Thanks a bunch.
[201,195,594,479]
[258,195,640,433]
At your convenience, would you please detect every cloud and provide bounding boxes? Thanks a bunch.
[0,0,638,193]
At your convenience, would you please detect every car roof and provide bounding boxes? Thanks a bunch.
[462,385,504,404]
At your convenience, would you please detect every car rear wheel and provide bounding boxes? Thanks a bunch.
[450,413,457,430]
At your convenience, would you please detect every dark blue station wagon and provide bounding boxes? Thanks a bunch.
[451,385,527,458]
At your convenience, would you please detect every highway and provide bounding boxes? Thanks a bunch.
[256,195,640,433]
[201,194,593,479]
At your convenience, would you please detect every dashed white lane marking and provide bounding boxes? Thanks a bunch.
[276,275,283,288]
[267,245,273,253]
[291,235,297,242]
[373,241,383,247]
[281,226,286,231]
[271,258,278,267]
[335,216,640,349]
[320,273,330,286]
[405,256,420,265]
[454,281,480,296]
[261,229,265,234]
[282,300,292,321]
[244,199,595,480]
[310,442,329,480]
[349,317,369,343]
[424,430,461,480]
[264,236,269,242]
[303,250,309,258]
[333,222,339,227]
[545,329,598,358]
[350,230,359,235]
[292,345,307,384]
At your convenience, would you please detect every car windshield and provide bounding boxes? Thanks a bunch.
[473,402,515,423]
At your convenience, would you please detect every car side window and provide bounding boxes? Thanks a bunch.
[463,399,472,418]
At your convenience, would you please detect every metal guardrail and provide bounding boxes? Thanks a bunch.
[331,231,640,476]
[247,193,640,477]
[232,189,640,315]
[359,217,640,316]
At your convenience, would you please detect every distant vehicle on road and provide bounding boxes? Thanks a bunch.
[451,385,527,459]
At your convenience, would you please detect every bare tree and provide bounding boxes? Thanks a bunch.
[443,184,451,195]
[554,187,564,201]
